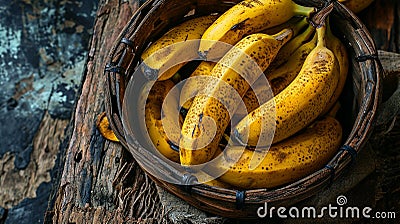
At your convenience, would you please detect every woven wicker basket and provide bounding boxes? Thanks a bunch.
[104,0,382,218]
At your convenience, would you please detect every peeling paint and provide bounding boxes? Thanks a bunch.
[0,113,69,209]
[0,0,97,162]
[0,0,98,221]
[0,24,22,57]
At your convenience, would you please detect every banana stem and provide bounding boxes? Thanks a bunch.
[294,4,315,17]
[292,17,309,36]
[309,3,333,28]
[302,23,316,41]
[316,25,327,48]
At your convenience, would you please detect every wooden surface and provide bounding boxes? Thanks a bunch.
[0,0,98,223]
[46,1,167,223]
[0,0,399,223]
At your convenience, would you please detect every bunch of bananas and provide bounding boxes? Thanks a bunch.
[132,0,350,189]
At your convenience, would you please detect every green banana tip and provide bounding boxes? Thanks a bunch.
[294,4,316,17]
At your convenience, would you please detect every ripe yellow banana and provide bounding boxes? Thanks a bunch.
[234,78,272,119]
[209,116,342,189]
[141,15,217,81]
[181,19,309,115]
[96,112,119,142]
[198,0,313,59]
[233,24,339,146]
[235,31,318,118]
[268,23,315,69]
[338,0,374,13]
[180,61,216,110]
[262,16,307,36]
[321,19,349,115]
[268,31,318,94]
[180,29,293,166]
[138,80,181,162]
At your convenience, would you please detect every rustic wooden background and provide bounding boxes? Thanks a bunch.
[0,0,399,223]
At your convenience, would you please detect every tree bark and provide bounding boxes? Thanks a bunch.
[45,1,168,223]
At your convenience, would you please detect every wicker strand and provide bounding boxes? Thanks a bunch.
[355,53,379,62]
[121,37,135,48]
[324,164,336,185]
[339,145,358,163]
[235,190,246,210]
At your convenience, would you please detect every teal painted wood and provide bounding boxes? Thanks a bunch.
[0,0,97,223]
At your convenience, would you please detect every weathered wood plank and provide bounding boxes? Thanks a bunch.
[0,0,97,223]
[46,0,168,223]
[0,113,69,223]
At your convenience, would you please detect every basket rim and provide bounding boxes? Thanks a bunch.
[103,0,382,217]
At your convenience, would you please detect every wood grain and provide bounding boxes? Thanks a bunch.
[46,1,168,223]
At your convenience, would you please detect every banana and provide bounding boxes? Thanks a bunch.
[268,23,315,69]
[138,80,181,162]
[198,0,313,59]
[180,29,293,166]
[141,15,217,81]
[181,20,309,114]
[180,61,216,110]
[234,78,272,119]
[180,165,235,188]
[96,112,119,142]
[338,0,374,13]
[321,19,349,115]
[235,31,318,118]
[233,24,339,146]
[208,116,342,189]
[268,31,318,94]
[262,16,307,36]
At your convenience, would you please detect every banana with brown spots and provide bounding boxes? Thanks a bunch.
[338,0,374,13]
[321,19,349,115]
[141,15,217,81]
[180,29,293,166]
[208,116,342,189]
[198,0,314,59]
[179,61,217,111]
[235,30,318,118]
[138,80,181,162]
[233,24,340,146]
